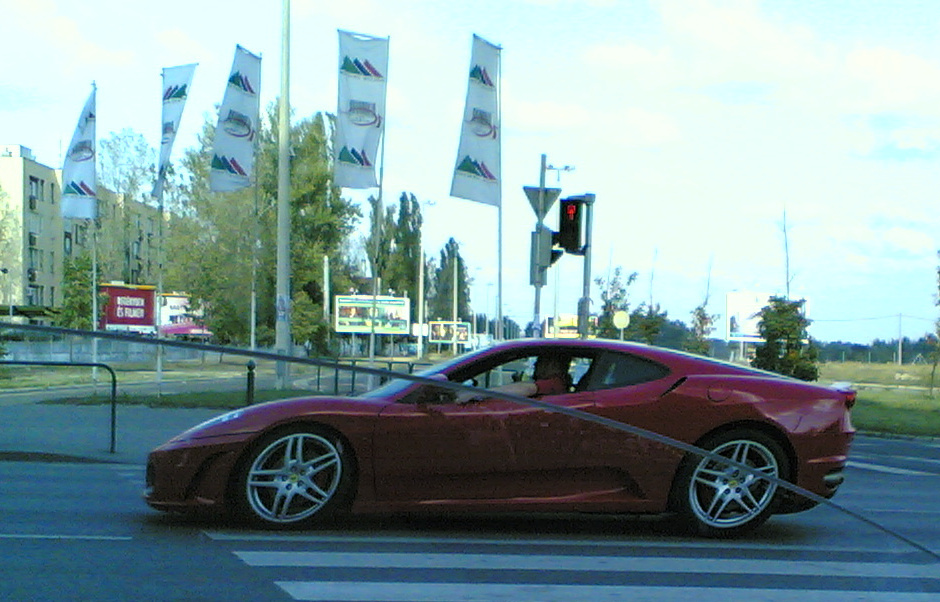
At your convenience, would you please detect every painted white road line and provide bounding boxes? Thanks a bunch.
[276,581,940,602]
[236,550,939,580]
[204,531,910,554]
[0,533,133,541]
[846,460,934,476]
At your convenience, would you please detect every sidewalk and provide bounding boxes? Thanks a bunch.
[0,399,225,465]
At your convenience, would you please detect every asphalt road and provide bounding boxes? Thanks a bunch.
[0,435,937,601]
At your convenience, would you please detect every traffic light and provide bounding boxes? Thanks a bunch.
[530,228,562,286]
[558,197,583,254]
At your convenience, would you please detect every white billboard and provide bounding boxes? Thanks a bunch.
[725,291,772,342]
[335,295,410,335]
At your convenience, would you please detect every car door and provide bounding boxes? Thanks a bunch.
[573,350,684,505]
[372,392,521,503]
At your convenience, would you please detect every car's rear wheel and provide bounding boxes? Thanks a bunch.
[234,426,353,528]
[672,429,788,537]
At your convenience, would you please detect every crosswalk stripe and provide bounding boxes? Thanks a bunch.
[274,581,940,602]
[235,550,938,579]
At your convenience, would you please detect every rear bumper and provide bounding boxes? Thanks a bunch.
[776,428,854,514]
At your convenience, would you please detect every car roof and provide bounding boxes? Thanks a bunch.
[479,338,780,380]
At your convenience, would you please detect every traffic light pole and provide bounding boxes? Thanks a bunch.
[578,194,595,338]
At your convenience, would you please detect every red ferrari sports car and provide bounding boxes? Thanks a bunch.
[145,339,855,536]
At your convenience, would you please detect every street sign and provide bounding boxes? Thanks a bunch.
[523,186,561,221]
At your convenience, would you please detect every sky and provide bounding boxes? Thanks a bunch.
[3,0,940,345]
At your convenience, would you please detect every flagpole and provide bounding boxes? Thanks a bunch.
[154,71,166,396]
[154,178,165,395]
[91,220,99,388]
[496,44,504,342]
[368,100,387,389]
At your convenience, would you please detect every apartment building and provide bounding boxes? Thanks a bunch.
[0,144,159,322]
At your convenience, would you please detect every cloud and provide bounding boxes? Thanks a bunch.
[844,46,940,113]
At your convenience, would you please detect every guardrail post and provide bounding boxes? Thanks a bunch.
[245,360,256,406]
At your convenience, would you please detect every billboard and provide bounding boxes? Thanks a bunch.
[335,295,410,335]
[544,314,580,339]
[429,321,471,344]
[726,291,772,342]
[159,293,211,338]
[100,283,156,334]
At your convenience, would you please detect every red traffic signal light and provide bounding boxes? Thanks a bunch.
[558,197,583,253]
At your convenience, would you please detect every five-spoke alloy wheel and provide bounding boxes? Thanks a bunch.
[234,426,353,528]
[673,429,788,537]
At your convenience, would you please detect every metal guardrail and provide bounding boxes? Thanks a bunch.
[0,360,118,454]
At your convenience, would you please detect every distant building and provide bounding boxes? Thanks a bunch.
[0,144,160,323]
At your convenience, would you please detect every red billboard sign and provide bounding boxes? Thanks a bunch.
[100,284,156,334]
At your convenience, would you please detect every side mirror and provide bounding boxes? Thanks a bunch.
[413,374,456,405]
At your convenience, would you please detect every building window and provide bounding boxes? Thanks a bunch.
[64,232,73,256]
[27,285,44,306]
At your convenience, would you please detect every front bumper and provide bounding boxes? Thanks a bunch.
[144,433,253,515]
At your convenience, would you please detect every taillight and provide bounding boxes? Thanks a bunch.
[844,391,856,410]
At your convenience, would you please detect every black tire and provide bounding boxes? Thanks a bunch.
[671,428,789,537]
[232,425,354,529]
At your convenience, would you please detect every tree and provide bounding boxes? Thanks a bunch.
[363,194,397,292]
[627,302,668,345]
[285,113,360,353]
[384,193,423,321]
[427,238,471,323]
[685,263,718,355]
[165,108,360,349]
[95,129,160,284]
[57,253,106,329]
[753,296,818,381]
[593,266,637,339]
[99,128,157,197]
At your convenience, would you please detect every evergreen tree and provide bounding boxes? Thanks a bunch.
[428,238,471,323]
[384,193,423,321]
[753,296,819,381]
[56,253,106,330]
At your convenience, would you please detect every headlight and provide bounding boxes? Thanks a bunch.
[172,408,247,442]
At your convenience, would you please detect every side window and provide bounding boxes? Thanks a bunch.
[453,350,598,393]
[583,352,669,391]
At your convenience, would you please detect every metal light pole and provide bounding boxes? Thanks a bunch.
[274,0,292,387]
[452,253,458,353]
[578,194,595,338]
[531,154,547,335]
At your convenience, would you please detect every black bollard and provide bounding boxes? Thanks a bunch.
[245,360,256,406]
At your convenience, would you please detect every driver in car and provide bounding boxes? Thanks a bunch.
[457,354,571,403]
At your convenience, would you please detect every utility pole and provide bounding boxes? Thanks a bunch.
[274,0,292,388]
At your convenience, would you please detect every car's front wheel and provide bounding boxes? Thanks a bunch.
[672,429,788,537]
[233,426,353,528]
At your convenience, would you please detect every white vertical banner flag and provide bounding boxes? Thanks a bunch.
[210,45,261,192]
[451,34,501,206]
[334,30,389,189]
[61,86,98,219]
[153,63,197,198]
